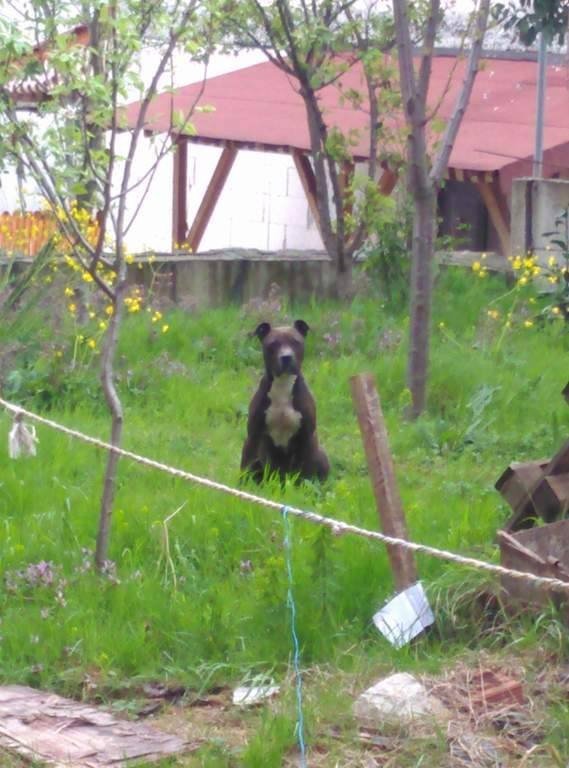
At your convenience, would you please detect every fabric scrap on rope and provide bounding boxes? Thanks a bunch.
[8,411,38,458]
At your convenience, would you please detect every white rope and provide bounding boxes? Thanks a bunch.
[2,395,569,595]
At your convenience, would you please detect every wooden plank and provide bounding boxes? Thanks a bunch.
[350,374,417,590]
[0,685,198,766]
[378,168,398,196]
[533,473,569,522]
[186,144,237,253]
[171,135,188,250]
[498,520,569,618]
[292,150,324,240]
[495,460,549,531]
[476,180,511,258]
[545,439,569,476]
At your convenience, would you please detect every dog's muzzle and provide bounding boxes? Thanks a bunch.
[276,351,297,375]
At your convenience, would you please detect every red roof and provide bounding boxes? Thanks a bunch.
[124,54,569,188]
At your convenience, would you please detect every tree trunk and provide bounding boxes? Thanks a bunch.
[335,260,353,301]
[407,187,436,418]
[95,281,126,570]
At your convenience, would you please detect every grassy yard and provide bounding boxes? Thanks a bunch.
[0,267,568,765]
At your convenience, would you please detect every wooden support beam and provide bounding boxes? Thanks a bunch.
[292,150,324,241]
[378,168,398,196]
[171,135,188,251]
[350,374,418,591]
[477,180,511,258]
[186,144,237,254]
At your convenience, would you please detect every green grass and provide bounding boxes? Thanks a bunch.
[0,267,568,763]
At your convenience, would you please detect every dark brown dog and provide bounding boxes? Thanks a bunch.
[241,320,329,483]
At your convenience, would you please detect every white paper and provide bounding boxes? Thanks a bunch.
[373,582,434,649]
[232,683,280,707]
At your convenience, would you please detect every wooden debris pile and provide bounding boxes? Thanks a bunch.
[496,381,569,616]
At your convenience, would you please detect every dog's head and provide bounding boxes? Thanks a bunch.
[253,320,309,378]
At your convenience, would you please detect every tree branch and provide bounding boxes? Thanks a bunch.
[430,0,490,183]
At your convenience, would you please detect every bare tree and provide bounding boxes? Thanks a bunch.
[0,0,219,567]
[392,0,490,417]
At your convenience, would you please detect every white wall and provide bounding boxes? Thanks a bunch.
[0,49,324,254]
[124,142,324,253]
[125,48,325,253]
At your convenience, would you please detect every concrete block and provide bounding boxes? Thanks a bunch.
[228,219,269,249]
[511,178,569,266]
[353,673,449,727]
[269,195,306,226]
[286,164,306,198]
[267,222,286,251]
[284,223,323,250]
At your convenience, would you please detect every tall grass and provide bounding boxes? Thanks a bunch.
[0,268,567,697]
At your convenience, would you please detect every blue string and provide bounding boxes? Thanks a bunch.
[282,505,307,767]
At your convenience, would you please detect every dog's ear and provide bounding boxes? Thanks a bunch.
[294,319,310,337]
[253,322,271,341]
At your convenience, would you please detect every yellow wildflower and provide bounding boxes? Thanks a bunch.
[524,319,534,328]
[162,324,170,334]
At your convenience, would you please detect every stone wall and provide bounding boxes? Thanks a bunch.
[128,249,336,308]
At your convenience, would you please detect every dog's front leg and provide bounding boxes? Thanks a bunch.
[241,434,260,472]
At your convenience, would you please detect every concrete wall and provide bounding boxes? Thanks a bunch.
[127,249,336,308]
[511,178,569,265]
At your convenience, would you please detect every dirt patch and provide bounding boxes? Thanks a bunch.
[146,653,567,767]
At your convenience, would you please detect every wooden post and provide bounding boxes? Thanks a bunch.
[378,167,398,196]
[476,179,511,257]
[292,149,324,241]
[350,374,418,590]
[186,143,237,254]
[171,135,188,251]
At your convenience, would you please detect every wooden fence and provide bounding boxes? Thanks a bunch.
[0,211,57,258]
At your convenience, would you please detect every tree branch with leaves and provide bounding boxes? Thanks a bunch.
[0,0,222,568]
